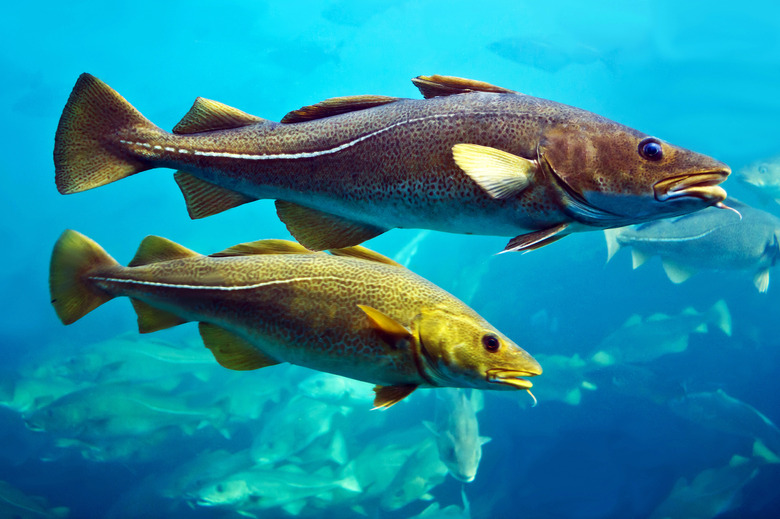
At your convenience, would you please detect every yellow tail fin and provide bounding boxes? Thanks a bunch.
[54,73,157,194]
[50,230,118,324]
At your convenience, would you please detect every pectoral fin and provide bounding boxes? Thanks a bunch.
[174,172,257,219]
[412,75,517,98]
[276,200,387,250]
[754,269,770,293]
[357,305,413,349]
[452,144,537,199]
[502,223,569,253]
[199,322,280,371]
[372,384,418,409]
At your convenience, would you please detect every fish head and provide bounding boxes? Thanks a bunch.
[738,156,780,190]
[435,429,484,482]
[195,480,250,507]
[538,122,730,225]
[415,305,542,391]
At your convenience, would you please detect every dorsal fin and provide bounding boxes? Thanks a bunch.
[280,95,401,123]
[210,239,315,257]
[412,75,517,99]
[173,98,268,134]
[174,171,257,219]
[128,236,199,267]
[328,245,403,267]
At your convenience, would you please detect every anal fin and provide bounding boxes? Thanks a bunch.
[275,200,387,250]
[131,299,189,333]
[502,223,569,253]
[372,384,418,409]
[174,172,257,219]
[662,260,696,284]
[631,249,652,269]
[199,322,280,371]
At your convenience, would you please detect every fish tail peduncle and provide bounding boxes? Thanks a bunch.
[49,230,119,324]
[54,73,159,194]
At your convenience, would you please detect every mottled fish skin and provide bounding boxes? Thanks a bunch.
[54,74,730,251]
[49,231,541,406]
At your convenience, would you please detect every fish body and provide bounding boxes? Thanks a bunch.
[0,480,69,519]
[49,231,541,407]
[54,74,730,252]
[425,388,488,482]
[380,437,449,511]
[590,301,731,366]
[605,198,780,292]
[737,154,780,205]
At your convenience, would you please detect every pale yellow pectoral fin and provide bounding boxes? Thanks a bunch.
[131,299,189,333]
[174,171,258,219]
[211,239,313,257]
[754,269,770,293]
[199,322,280,371]
[631,249,652,269]
[372,384,418,409]
[662,260,696,284]
[128,235,200,267]
[452,144,536,199]
[275,200,387,250]
[502,223,569,253]
[328,245,403,267]
[357,305,413,349]
[281,95,401,123]
[173,97,269,134]
[411,75,517,98]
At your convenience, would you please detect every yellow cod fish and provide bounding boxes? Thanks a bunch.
[54,74,731,253]
[49,231,541,408]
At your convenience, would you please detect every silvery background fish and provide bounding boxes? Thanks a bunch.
[605,198,780,292]
[53,73,730,253]
[737,154,780,205]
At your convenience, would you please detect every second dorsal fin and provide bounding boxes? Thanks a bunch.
[412,75,517,98]
[328,245,403,267]
[210,239,315,257]
[128,236,199,267]
[173,98,268,134]
[281,95,401,123]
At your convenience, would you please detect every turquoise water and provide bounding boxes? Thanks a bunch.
[2,0,780,517]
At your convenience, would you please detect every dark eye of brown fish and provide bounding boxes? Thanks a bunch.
[638,137,664,161]
[482,334,500,352]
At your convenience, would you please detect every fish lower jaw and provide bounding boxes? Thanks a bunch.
[654,174,728,204]
[485,369,538,390]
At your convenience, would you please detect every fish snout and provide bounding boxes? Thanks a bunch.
[486,363,542,390]
[653,169,730,204]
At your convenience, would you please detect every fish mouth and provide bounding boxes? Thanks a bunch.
[653,171,729,203]
[486,368,540,389]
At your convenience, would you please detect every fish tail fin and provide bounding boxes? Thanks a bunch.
[603,228,621,263]
[707,299,732,337]
[753,439,780,464]
[54,73,158,194]
[337,461,363,493]
[50,230,119,324]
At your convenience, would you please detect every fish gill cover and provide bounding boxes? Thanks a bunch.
[2,0,780,518]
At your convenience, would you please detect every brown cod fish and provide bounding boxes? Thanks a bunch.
[54,74,730,252]
[49,230,541,408]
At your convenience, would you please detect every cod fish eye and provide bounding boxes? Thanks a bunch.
[482,334,500,352]
[638,137,664,161]
[758,166,768,174]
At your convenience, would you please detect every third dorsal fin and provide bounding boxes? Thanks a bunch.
[280,95,401,123]
[412,75,517,99]
[128,235,199,267]
[173,98,269,134]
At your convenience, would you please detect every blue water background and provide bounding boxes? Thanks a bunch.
[2,0,780,517]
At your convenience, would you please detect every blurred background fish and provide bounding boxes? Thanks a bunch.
[605,198,780,292]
